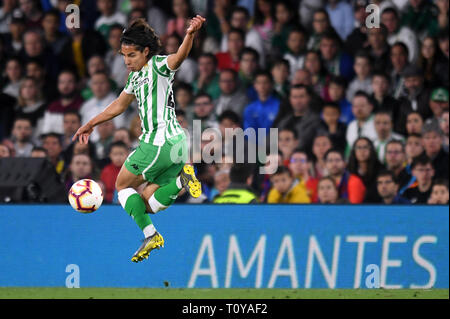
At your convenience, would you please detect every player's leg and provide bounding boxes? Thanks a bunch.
[117,145,164,262]
[140,135,201,214]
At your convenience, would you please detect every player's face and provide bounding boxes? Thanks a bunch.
[121,44,150,72]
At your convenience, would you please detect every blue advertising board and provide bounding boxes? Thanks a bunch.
[0,204,448,289]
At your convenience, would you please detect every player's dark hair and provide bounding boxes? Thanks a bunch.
[120,18,162,59]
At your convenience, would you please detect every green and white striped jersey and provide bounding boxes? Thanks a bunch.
[123,55,184,146]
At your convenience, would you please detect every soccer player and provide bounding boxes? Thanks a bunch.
[73,16,206,262]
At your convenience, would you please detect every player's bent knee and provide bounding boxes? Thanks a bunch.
[148,195,168,213]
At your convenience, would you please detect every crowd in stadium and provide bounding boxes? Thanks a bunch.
[0,0,449,205]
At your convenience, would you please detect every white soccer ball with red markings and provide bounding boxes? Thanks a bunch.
[69,179,103,213]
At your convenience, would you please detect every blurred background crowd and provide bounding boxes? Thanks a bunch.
[0,0,449,205]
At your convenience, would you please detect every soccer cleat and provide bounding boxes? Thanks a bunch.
[180,164,202,198]
[131,232,164,263]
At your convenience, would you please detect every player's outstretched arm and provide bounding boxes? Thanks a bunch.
[167,15,206,71]
[73,91,134,144]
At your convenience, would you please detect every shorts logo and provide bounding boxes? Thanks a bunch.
[131,164,139,171]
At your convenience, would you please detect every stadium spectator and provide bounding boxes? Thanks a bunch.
[417,36,447,88]
[30,146,47,158]
[252,0,275,54]
[319,30,354,81]
[61,110,81,151]
[317,176,340,204]
[428,178,449,204]
[421,122,449,179]
[426,87,449,127]
[129,0,167,37]
[174,82,194,116]
[41,8,68,58]
[303,50,329,98]
[370,71,399,120]
[289,149,319,202]
[375,170,411,204]
[243,71,280,142]
[129,114,142,150]
[166,0,193,39]
[365,24,391,72]
[373,110,404,163]
[216,28,245,72]
[0,142,11,158]
[385,139,415,193]
[346,50,373,102]
[14,76,46,139]
[267,165,311,203]
[273,84,321,152]
[213,163,258,203]
[41,132,65,174]
[65,153,94,192]
[343,0,368,57]
[389,42,410,98]
[192,92,219,133]
[59,24,107,80]
[396,65,433,136]
[439,109,449,152]
[41,70,83,135]
[348,137,384,203]
[221,7,265,66]
[0,0,16,34]
[6,10,26,54]
[325,0,354,41]
[215,68,249,117]
[19,0,43,29]
[105,23,128,89]
[25,58,58,102]
[211,168,231,200]
[271,59,290,99]
[326,75,353,124]
[164,32,198,84]
[94,0,126,40]
[283,28,308,79]
[2,56,23,99]
[79,71,126,142]
[403,153,435,203]
[290,69,312,87]
[100,141,129,203]
[311,133,333,179]
[324,148,361,203]
[346,91,377,150]
[112,127,132,150]
[307,8,331,51]
[9,117,34,157]
[405,133,424,165]
[271,0,301,58]
[278,127,299,167]
[192,53,221,100]
[400,0,439,40]
[94,120,115,163]
[381,7,419,63]
[238,47,260,100]
[317,102,347,152]
[0,92,16,141]
[406,111,424,135]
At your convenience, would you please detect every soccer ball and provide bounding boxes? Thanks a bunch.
[69,179,103,213]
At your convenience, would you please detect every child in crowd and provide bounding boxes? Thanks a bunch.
[267,166,311,203]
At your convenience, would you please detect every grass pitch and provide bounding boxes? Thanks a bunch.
[0,288,447,299]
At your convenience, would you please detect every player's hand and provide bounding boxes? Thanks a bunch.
[186,15,206,35]
[72,123,94,144]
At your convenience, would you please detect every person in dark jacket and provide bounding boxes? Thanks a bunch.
[213,163,258,204]
[375,170,410,204]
